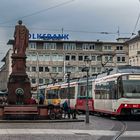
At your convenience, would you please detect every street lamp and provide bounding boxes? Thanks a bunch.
[49,72,58,85]
[66,63,71,119]
[67,71,71,108]
[82,57,91,124]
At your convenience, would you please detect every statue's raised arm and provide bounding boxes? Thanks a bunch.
[13,20,29,55]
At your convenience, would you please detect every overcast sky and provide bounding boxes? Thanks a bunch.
[0,0,140,65]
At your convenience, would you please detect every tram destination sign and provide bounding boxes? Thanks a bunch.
[29,33,69,40]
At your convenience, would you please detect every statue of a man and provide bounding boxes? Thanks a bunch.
[13,20,29,55]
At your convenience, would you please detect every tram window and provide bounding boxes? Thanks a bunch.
[60,87,75,99]
[78,85,86,98]
[117,77,123,98]
[95,90,101,99]
[108,81,117,99]
[78,84,92,99]
[46,90,59,99]
[60,88,67,99]
[122,79,140,98]
[88,85,92,98]
[69,87,75,99]
[95,82,112,99]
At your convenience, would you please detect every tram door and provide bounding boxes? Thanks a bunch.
[109,81,118,112]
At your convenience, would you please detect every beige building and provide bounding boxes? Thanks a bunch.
[0,39,129,91]
[126,31,140,66]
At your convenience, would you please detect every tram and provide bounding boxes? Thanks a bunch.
[93,66,140,116]
[43,82,78,110]
[39,65,140,116]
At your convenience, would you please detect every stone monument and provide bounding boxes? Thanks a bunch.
[7,20,31,104]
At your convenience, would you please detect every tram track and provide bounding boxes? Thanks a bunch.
[112,121,127,140]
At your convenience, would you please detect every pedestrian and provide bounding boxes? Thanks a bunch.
[39,94,44,105]
[62,100,70,119]
[31,96,37,104]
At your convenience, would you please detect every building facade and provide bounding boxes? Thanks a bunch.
[126,31,140,66]
[0,39,129,91]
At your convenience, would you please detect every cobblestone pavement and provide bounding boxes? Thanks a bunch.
[0,115,116,140]
[0,115,115,130]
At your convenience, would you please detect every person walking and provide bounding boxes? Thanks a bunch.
[62,100,69,119]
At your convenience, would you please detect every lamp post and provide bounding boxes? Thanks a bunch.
[67,71,71,108]
[82,57,91,124]
[49,72,58,85]
[66,63,71,119]
[36,51,39,101]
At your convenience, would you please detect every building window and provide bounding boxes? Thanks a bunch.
[71,55,76,61]
[31,78,36,84]
[36,42,43,49]
[104,56,113,62]
[117,56,125,62]
[82,44,95,50]
[29,43,36,50]
[47,54,62,61]
[91,55,96,61]
[38,54,44,61]
[52,67,57,72]
[97,67,101,72]
[71,66,76,72]
[45,67,49,72]
[52,54,58,61]
[97,55,101,61]
[89,44,95,50]
[65,55,70,61]
[30,54,37,61]
[91,67,96,72]
[39,78,44,84]
[84,55,88,60]
[44,55,50,61]
[122,57,125,62]
[63,43,76,50]
[58,67,63,72]
[45,79,50,84]
[43,43,56,50]
[39,67,43,72]
[78,55,83,61]
[58,55,63,61]
[116,45,123,50]
[32,66,36,72]
[117,57,121,62]
[104,45,112,50]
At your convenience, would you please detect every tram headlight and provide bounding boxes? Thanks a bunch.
[124,104,127,107]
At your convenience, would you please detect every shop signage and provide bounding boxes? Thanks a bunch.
[29,33,69,40]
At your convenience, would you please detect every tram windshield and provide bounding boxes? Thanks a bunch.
[46,89,59,99]
[119,75,140,98]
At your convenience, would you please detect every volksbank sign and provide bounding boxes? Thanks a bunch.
[29,33,69,40]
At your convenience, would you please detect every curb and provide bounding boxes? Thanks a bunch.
[0,119,85,123]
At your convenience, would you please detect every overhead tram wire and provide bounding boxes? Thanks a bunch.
[131,0,140,37]
[0,24,133,36]
[132,13,140,35]
[0,0,75,25]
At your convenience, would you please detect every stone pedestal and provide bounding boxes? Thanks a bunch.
[7,54,31,105]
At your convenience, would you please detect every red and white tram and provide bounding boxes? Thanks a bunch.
[40,66,140,116]
[93,66,140,116]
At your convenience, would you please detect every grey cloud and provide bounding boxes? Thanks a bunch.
[0,0,139,65]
